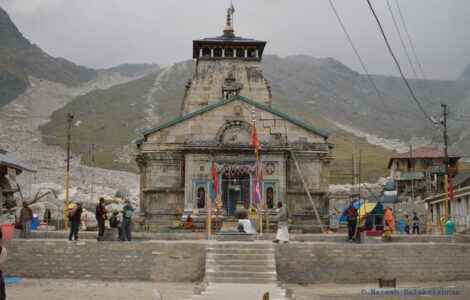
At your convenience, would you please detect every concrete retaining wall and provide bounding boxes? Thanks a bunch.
[2,240,205,282]
[3,239,470,284]
[276,243,470,284]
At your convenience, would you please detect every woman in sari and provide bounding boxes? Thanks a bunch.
[384,206,395,241]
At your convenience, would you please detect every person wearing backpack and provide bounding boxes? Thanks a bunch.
[121,199,134,242]
[96,198,107,241]
[68,202,82,241]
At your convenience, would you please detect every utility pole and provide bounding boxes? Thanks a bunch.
[65,112,74,229]
[90,143,95,203]
[409,145,415,213]
[352,141,357,199]
[441,104,449,222]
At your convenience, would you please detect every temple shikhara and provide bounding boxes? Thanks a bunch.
[136,6,332,232]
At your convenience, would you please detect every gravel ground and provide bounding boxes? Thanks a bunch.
[7,278,197,300]
[288,280,470,300]
[7,278,470,300]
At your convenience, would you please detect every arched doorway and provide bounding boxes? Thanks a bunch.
[213,47,222,57]
[225,47,234,57]
[197,187,205,208]
[202,47,211,57]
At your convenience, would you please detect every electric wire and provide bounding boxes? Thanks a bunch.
[385,0,434,105]
[366,0,437,125]
[327,0,408,143]
[395,0,438,101]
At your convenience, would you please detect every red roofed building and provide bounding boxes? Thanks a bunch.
[387,146,461,195]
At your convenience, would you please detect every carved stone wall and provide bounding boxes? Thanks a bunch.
[181,59,272,114]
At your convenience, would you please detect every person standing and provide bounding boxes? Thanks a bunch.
[20,202,33,238]
[0,230,8,300]
[354,212,373,243]
[68,203,82,241]
[343,202,358,241]
[121,199,134,242]
[412,212,420,235]
[273,202,289,244]
[384,206,396,241]
[109,211,122,240]
[404,214,412,234]
[95,198,107,241]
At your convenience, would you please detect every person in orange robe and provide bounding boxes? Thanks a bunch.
[384,206,396,241]
[182,215,194,229]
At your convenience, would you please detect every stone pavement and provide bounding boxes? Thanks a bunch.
[182,283,288,300]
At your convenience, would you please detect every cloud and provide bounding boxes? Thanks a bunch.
[1,0,469,80]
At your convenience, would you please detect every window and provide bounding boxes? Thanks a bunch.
[202,47,211,57]
[213,47,222,57]
[248,48,256,57]
[225,47,234,57]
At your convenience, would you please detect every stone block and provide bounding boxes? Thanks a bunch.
[102,228,118,241]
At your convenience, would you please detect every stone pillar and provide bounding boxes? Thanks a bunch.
[233,50,236,58]
[210,48,214,57]
[199,48,203,57]
[255,49,259,57]
[244,49,248,57]
[222,48,225,57]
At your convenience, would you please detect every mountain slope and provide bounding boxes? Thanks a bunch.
[104,63,160,78]
[0,7,97,105]
[40,60,194,172]
[41,58,397,182]
[262,55,470,156]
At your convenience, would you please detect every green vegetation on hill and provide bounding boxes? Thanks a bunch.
[40,71,161,172]
[40,61,194,172]
[271,91,396,183]
[42,58,396,183]
[105,63,160,78]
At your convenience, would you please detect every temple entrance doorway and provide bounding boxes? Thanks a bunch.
[221,172,251,215]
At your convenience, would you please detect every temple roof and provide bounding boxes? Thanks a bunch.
[142,95,330,139]
[192,3,266,58]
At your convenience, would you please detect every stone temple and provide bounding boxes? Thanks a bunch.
[136,8,332,232]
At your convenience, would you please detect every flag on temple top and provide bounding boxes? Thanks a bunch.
[250,124,261,150]
[449,175,455,201]
[212,165,218,198]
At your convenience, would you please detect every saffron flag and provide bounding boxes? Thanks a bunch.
[212,165,218,198]
[250,124,261,150]
[449,175,455,201]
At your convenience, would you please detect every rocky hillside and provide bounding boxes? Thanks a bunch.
[40,60,194,172]
[0,7,99,105]
[104,63,160,78]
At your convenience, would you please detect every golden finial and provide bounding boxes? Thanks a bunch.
[223,8,234,33]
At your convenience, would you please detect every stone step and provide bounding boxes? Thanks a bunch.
[207,253,275,261]
[208,264,277,273]
[206,259,275,267]
[206,242,273,249]
[205,276,277,284]
[206,270,277,279]
[207,247,274,254]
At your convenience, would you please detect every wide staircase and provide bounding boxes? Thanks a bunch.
[182,242,291,300]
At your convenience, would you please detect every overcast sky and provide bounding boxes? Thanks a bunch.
[1,0,469,80]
